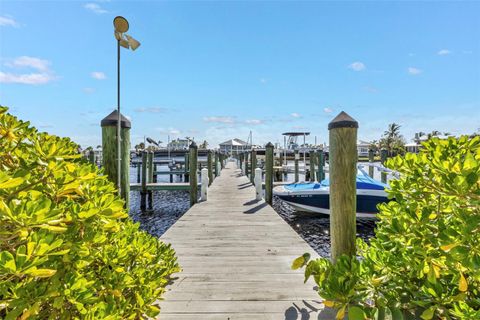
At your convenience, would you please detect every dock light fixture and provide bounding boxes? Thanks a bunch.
[113,16,141,196]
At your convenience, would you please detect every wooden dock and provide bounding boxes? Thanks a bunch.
[158,161,335,319]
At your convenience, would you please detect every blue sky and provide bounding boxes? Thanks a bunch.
[1,1,479,148]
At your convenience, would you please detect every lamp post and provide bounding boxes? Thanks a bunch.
[113,16,140,195]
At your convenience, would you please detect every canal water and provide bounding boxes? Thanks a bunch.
[128,161,381,257]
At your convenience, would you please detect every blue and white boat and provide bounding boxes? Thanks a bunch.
[273,171,390,218]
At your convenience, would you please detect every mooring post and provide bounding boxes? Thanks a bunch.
[147,151,154,210]
[239,153,243,171]
[184,152,189,182]
[317,149,324,182]
[250,149,257,184]
[140,151,147,211]
[136,161,141,183]
[368,148,375,178]
[309,150,316,182]
[244,152,249,178]
[189,142,198,206]
[201,168,208,201]
[220,153,225,169]
[265,142,274,205]
[101,110,131,208]
[207,150,213,186]
[88,150,95,164]
[153,162,157,183]
[214,151,219,177]
[380,148,387,183]
[294,149,299,183]
[255,167,262,201]
[328,111,358,262]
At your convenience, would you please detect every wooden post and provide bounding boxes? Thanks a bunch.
[309,150,316,182]
[380,148,387,183]
[255,168,262,201]
[250,149,257,184]
[368,149,375,178]
[101,110,130,208]
[184,152,189,182]
[207,150,213,186]
[317,149,324,182]
[244,152,249,178]
[88,150,95,164]
[328,111,358,262]
[136,161,141,183]
[153,162,157,183]
[147,151,154,210]
[294,149,299,183]
[189,142,198,206]
[201,168,208,201]
[239,153,243,171]
[214,152,219,177]
[265,142,274,205]
[140,151,147,211]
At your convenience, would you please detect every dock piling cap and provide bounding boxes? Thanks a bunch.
[265,142,274,148]
[328,111,358,130]
[189,141,197,149]
[101,110,131,128]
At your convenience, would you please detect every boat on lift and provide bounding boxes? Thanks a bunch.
[273,168,390,218]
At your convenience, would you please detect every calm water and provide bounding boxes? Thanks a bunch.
[128,164,378,257]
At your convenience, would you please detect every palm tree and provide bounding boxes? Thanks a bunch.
[380,123,405,156]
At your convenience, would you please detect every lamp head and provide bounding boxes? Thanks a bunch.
[126,34,141,51]
[113,16,129,33]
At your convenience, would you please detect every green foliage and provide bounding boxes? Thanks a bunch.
[294,136,480,319]
[0,106,180,319]
[379,123,406,156]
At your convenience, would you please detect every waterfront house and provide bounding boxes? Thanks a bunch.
[357,140,372,157]
[219,138,249,154]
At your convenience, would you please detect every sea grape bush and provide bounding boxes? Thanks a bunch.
[0,106,180,319]
[293,136,480,320]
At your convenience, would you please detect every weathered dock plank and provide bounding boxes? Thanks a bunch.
[157,161,331,319]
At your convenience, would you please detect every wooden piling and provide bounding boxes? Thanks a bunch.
[101,110,130,208]
[380,148,387,183]
[136,161,141,183]
[88,150,95,164]
[207,150,213,186]
[309,150,316,182]
[294,149,299,183]
[244,152,249,178]
[316,149,324,182]
[140,151,147,211]
[184,153,190,182]
[265,142,274,205]
[328,111,358,262]
[215,152,219,177]
[147,151,154,210]
[189,142,198,207]
[250,149,257,184]
[368,148,374,178]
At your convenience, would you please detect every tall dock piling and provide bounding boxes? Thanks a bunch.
[368,148,375,178]
[309,150,316,182]
[328,111,358,262]
[255,167,262,201]
[244,152,249,178]
[207,150,213,186]
[214,152,219,177]
[88,150,95,164]
[250,149,257,184]
[265,142,274,205]
[101,110,131,208]
[147,151,154,210]
[317,149,324,182]
[380,148,388,183]
[140,151,147,211]
[184,153,190,182]
[189,142,198,207]
[294,149,299,182]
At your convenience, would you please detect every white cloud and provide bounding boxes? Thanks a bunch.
[0,72,55,85]
[203,116,235,124]
[135,107,167,113]
[408,67,422,75]
[348,61,366,71]
[0,15,18,27]
[8,56,50,71]
[245,119,263,125]
[84,3,108,14]
[323,107,333,113]
[290,112,301,118]
[91,71,106,80]
[437,49,451,55]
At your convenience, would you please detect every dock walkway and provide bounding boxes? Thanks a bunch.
[158,160,334,319]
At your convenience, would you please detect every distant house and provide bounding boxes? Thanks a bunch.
[219,138,249,154]
[168,138,190,150]
[357,140,371,157]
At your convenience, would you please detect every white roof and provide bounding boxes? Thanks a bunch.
[219,138,248,146]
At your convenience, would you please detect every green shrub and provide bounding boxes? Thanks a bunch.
[293,136,480,319]
[0,106,180,319]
